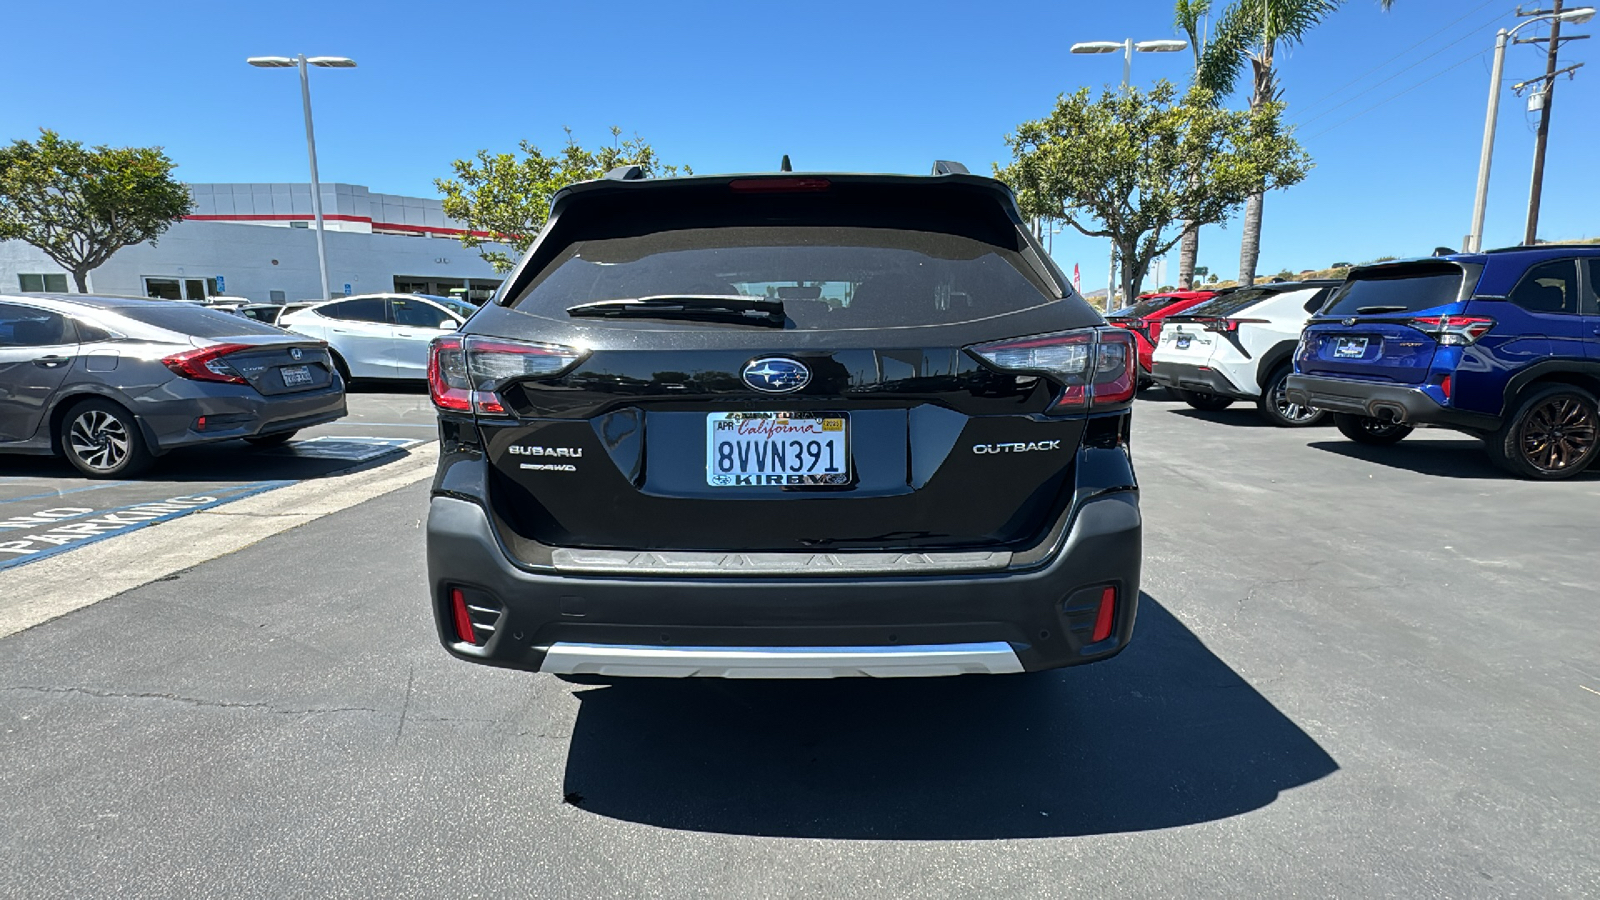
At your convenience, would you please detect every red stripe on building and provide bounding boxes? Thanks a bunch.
[184,213,501,240]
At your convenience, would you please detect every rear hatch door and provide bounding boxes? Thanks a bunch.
[1300,261,1479,384]
[458,176,1111,555]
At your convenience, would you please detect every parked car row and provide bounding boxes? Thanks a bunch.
[1121,244,1600,480]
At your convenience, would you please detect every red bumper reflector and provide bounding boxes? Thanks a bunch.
[450,587,477,645]
[1440,374,1452,401]
[1091,586,1117,642]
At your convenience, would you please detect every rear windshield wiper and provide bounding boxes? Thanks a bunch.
[566,295,785,326]
[1353,305,1409,314]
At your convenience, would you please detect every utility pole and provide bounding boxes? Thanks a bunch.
[1524,0,1568,245]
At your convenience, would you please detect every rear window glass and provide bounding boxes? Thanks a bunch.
[1110,295,1184,319]
[114,305,285,338]
[508,184,1066,331]
[1322,263,1464,316]
[1182,288,1277,318]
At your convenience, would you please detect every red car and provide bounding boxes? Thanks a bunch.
[1106,290,1218,386]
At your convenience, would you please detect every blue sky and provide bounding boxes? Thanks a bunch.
[3,0,1594,293]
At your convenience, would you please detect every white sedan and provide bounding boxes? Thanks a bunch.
[278,294,475,381]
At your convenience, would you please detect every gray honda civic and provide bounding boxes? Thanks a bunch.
[0,294,346,477]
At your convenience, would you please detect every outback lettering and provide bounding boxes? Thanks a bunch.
[971,440,1063,454]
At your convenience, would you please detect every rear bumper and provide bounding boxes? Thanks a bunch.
[1284,374,1498,431]
[1149,361,1251,398]
[425,491,1142,677]
[134,380,348,453]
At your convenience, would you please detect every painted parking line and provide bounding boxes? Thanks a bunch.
[0,436,422,572]
[0,483,289,571]
[322,421,438,429]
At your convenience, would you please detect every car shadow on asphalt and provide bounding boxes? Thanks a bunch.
[0,439,420,484]
[557,595,1338,839]
[1306,439,1600,481]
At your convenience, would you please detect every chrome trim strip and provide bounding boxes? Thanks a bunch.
[539,641,1025,678]
[549,548,1012,576]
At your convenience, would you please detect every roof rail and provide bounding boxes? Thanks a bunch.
[931,160,970,176]
[604,164,646,181]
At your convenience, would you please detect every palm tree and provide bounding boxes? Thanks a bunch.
[1174,0,1213,289]
[1195,0,1395,286]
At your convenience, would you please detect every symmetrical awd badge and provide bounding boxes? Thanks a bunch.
[742,358,811,393]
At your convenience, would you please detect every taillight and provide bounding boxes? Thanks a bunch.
[728,177,832,193]
[1202,317,1270,334]
[428,335,586,415]
[161,343,253,384]
[968,327,1135,411]
[1410,315,1494,346]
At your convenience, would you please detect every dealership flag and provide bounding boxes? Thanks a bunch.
[1072,264,1081,293]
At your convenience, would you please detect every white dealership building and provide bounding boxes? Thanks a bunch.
[0,182,510,303]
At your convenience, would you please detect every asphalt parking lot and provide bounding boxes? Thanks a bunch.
[0,385,436,570]
[1,390,1597,898]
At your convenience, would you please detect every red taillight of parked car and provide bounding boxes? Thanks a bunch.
[161,343,254,384]
[429,335,586,415]
[969,328,1136,411]
[1410,315,1494,346]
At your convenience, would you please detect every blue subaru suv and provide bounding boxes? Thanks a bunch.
[1286,246,1600,479]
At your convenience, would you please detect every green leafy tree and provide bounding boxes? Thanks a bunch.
[1195,0,1395,286]
[999,81,1309,308]
[437,128,690,273]
[0,130,192,292]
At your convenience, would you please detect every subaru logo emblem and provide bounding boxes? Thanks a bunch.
[742,357,811,393]
[289,347,304,360]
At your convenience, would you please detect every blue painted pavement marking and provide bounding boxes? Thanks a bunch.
[0,481,293,572]
[0,481,134,507]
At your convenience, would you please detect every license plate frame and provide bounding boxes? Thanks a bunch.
[1333,336,1369,359]
[280,364,313,387]
[705,411,850,487]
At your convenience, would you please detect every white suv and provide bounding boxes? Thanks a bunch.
[1149,281,1339,427]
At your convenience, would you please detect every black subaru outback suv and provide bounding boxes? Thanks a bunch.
[425,164,1142,678]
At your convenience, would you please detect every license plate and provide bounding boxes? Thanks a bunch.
[280,365,313,386]
[706,412,849,487]
[1333,337,1369,358]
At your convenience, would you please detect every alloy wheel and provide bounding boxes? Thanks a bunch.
[1517,395,1598,474]
[1270,379,1319,423]
[68,409,130,473]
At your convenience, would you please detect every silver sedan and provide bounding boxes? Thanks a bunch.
[0,294,347,478]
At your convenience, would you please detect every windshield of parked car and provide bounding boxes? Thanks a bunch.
[112,305,287,338]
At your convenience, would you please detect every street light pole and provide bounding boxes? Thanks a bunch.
[296,56,333,303]
[1466,30,1509,253]
[247,54,357,301]
[1069,38,1187,309]
[1462,6,1594,252]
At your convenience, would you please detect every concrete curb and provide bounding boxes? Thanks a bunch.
[0,442,440,640]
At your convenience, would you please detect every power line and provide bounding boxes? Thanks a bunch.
[1298,10,1507,127]
[1307,47,1493,139]
[1294,0,1502,116]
